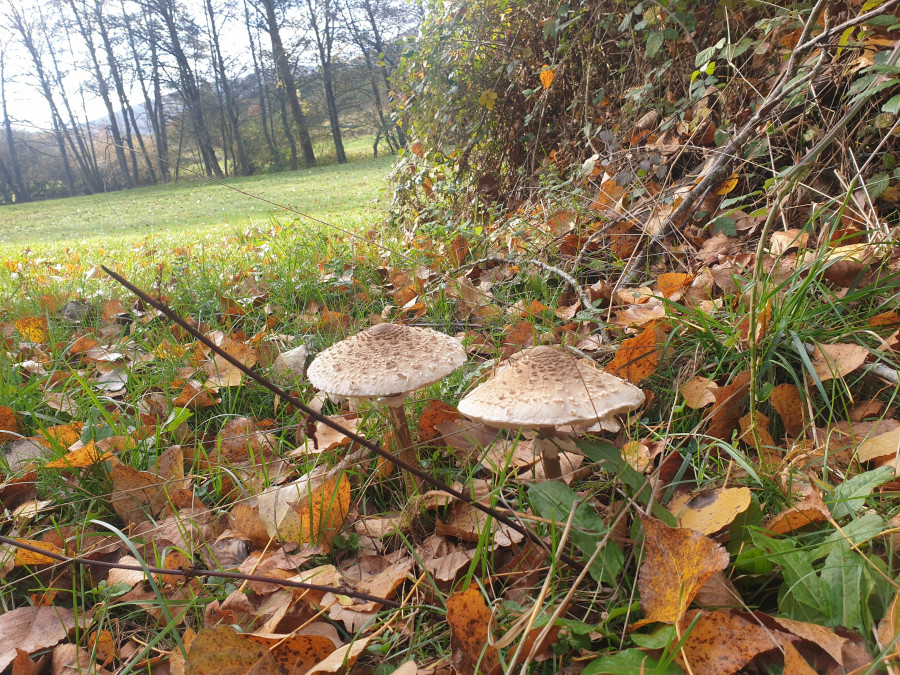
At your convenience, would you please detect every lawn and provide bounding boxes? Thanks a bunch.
[0,153,394,251]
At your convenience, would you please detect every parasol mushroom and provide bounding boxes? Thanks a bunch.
[306,322,467,490]
[457,345,645,480]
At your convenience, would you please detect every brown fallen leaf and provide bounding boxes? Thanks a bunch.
[677,610,793,675]
[0,406,21,444]
[637,515,730,624]
[762,488,829,535]
[447,584,501,675]
[180,625,280,673]
[605,321,668,384]
[230,472,350,550]
[681,376,717,409]
[769,383,806,438]
[246,630,338,674]
[109,460,169,525]
[436,500,525,549]
[52,644,114,675]
[810,343,868,382]
[667,487,751,536]
[0,606,80,671]
[706,371,751,440]
[306,635,372,674]
[293,416,357,457]
[418,400,462,444]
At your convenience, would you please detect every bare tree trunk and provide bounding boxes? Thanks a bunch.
[0,47,29,202]
[362,0,405,146]
[244,0,279,170]
[205,0,253,175]
[260,0,315,166]
[148,24,170,180]
[65,0,133,187]
[277,87,298,171]
[149,0,223,178]
[307,0,346,163]
[96,0,157,183]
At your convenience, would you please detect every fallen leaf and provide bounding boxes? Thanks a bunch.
[770,383,805,438]
[418,401,462,444]
[44,441,112,469]
[0,606,79,671]
[810,343,868,382]
[181,625,279,673]
[246,631,338,673]
[606,322,668,384]
[0,406,21,444]
[110,461,169,525]
[637,515,729,624]
[13,539,61,566]
[667,487,751,535]
[447,584,501,675]
[681,376,718,409]
[293,416,357,456]
[306,635,372,674]
[762,488,829,534]
[13,317,48,343]
[52,644,113,675]
[677,610,792,675]
[706,371,751,440]
[231,472,350,550]
[436,500,524,549]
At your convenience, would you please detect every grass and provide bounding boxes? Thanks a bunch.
[3,137,900,672]
[0,153,393,250]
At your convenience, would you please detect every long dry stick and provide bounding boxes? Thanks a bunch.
[0,534,404,608]
[101,265,585,573]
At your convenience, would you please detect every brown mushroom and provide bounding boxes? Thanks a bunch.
[457,346,645,480]
[307,323,467,490]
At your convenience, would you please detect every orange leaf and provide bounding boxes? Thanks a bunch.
[447,584,501,675]
[605,322,667,384]
[45,441,112,468]
[0,406,21,444]
[539,65,555,88]
[417,400,462,444]
[637,515,729,624]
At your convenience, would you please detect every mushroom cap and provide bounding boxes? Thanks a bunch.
[457,345,644,429]
[307,323,467,399]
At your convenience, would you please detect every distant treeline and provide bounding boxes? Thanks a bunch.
[0,0,418,204]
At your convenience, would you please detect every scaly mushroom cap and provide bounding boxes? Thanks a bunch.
[307,323,467,399]
[458,345,645,430]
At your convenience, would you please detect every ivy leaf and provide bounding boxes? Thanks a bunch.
[478,90,498,110]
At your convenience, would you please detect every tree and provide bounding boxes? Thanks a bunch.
[306,0,345,163]
[205,0,253,175]
[258,0,315,166]
[146,0,224,178]
[63,0,133,187]
[0,44,30,202]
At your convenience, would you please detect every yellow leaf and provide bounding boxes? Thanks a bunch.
[15,539,61,566]
[13,317,48,343]
[45,441,112,468]
[478,90,498,110]
[540,65,555,89]
[714,174,739,195]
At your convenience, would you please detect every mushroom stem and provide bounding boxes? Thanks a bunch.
[534,436,563,481]
[387,404,423,493]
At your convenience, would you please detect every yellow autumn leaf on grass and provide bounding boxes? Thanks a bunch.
[478,90,498,110]
[13,316,48,343]
[540,65,555,88]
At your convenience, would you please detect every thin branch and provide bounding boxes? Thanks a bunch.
[0,534,405,608]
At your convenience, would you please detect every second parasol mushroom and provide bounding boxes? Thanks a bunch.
[306,322,467,490]
[457,345,645,480]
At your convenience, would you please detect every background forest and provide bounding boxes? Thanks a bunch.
[0,0,418,203]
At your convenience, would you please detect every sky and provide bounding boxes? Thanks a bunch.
[1,0,268,131]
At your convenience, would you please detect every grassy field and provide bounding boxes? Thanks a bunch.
[0,153,394,251]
